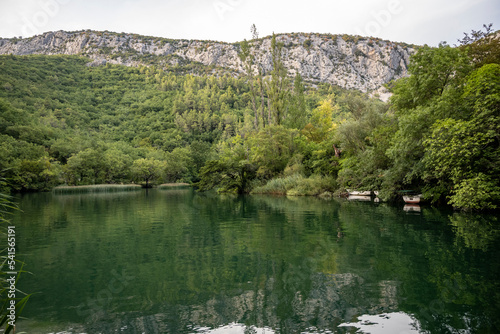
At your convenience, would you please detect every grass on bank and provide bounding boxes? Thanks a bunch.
[53,184,142,194]
[158,183,191,190]
[251,174,337,196]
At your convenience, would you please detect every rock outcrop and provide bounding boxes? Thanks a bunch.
[0,30,417,94]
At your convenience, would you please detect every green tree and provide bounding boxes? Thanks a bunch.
[0,98,29,134]
[131,158,166,188]
[188,141,213,182]
[248,24,269,128]
[447,173,500,211]
[266,33,289,125]
[247,125,298,179]
[423,64,500,209]
[103,148,132,183]
[384,44,473,197]
[164,147,193,182]
[285,73,307,130]
[335,97,393,192]
[11,157,61,191]
[457,23,500,68]
[302,99,336,143]
[390,44,471,111]
[64,148,106,185]
[196,159,256,194]
[239,39,259,129]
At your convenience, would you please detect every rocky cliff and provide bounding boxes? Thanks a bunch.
[0,30,417,95]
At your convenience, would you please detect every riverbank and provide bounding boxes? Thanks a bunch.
[53,184,143,194]
[250,174,338,197]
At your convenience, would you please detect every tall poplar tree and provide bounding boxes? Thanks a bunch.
[286,72,307,130]
[266,33,289,125]
[238,39,258,129]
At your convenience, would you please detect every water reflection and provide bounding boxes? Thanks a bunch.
[449,213,499,251]
[11,190,500,333]
[403,204,421,213]
[339,312,423,334]
[193,323,275,334]
[347,195,371,201]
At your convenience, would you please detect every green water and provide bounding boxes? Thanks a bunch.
[9,189,500,333]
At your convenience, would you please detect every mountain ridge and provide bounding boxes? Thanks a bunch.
[0,30,418,97]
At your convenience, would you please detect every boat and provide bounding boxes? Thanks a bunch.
[346,189,372,196]
[403,194,422,204]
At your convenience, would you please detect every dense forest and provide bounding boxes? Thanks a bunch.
[0,27,499,210]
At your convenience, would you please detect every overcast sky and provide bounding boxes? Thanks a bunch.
[0,0,498,46]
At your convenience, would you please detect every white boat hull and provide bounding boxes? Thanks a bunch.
[403,195,421,204]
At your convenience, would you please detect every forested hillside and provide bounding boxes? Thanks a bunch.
[0,55,255,189]
[0,27,499,210]
[0,51,350,190]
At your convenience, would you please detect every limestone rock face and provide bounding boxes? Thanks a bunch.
[0,30,416,93]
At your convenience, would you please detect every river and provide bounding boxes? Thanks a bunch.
[10,189,500,333]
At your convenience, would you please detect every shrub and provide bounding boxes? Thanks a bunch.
[158,183,191,189]
[448,173,500,211]
[251,174,337,196]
